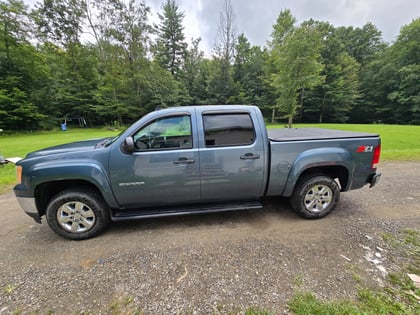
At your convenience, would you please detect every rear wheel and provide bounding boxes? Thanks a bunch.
[46,189,110,240]
[291,175,340,219]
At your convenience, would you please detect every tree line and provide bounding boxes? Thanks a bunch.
[0,0,419,130]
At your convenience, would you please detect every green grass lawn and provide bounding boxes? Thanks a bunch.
[1,124,419,193]
[268,123,420,161]
[0,128,118,158]
[1,126,419,314]
[0,128,119,193]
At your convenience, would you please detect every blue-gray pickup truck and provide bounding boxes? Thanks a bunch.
[13,105,381,239]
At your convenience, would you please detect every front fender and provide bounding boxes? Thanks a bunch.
[26,159,118,209]
[282,147,353,197]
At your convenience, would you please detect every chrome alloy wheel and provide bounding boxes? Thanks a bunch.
[303,184,333,213]
[57,201,96,233]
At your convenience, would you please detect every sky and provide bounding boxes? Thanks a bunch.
[24,0,420,55]
[146,0,420,54]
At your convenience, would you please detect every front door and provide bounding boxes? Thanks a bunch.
[109,114,200,209]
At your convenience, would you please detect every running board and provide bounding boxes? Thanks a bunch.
[111,201,263,222]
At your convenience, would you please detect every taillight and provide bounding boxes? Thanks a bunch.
[372,145,381,169]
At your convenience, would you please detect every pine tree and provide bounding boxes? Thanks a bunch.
[154,0,187,78]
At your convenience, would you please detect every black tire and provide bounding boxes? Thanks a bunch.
[46,189,111,240]
[291,175,340,219]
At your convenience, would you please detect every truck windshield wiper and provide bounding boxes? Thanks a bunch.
[95,137,112,148]
[99,133,122,148]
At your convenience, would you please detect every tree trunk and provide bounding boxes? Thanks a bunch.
[320,92,326,123]
[299,87,304,122]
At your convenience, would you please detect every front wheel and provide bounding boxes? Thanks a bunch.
[291,175,340,219]
[46,189,110,240]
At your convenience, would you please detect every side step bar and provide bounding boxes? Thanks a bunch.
[111,201,263,222]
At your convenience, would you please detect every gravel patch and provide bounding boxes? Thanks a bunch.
[1,161,419,314]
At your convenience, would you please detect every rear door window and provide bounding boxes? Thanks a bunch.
[203,113,255,147]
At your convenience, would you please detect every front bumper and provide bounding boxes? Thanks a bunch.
[16,196,42,223]
[368,172,381,188]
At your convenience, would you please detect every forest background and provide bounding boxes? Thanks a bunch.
[1,0,419,131]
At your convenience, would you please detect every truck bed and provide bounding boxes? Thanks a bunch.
[268,128,379,142]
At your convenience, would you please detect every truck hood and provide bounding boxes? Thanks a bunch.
[25,138,108,159]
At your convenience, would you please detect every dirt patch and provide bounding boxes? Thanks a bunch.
[0,161,419,314]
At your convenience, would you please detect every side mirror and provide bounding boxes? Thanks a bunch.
[122,137,135,154]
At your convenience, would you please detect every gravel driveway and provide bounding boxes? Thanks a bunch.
[1,161,419,314]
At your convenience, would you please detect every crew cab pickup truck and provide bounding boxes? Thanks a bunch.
[13,105,381,239]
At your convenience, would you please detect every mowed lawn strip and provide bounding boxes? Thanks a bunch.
[268,123,420,161]
[0,129,119,192]
[1,124,419,192]
[0,126,419,314]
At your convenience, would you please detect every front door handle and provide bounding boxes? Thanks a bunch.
[173,157,195,164]
[240,153,260,160]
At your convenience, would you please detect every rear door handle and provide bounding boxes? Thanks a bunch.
[240,153,260,160]
[173,157,195,164]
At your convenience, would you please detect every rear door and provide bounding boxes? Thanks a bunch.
[197,108,266,202]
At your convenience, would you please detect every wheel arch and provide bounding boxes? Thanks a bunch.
[281,147,353,197]
[34,180,111,217]
[295,165,349,191]
[283,159,351,198]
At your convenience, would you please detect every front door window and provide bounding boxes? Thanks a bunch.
[133,115,192,150]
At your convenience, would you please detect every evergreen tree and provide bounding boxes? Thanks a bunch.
[0,0,47,129]
[387,18,420,124]
[232,34,265,106]
[183,38,209,104]
[154,0,187,78]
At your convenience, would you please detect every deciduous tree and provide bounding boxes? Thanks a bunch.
[208,0,236,104]
[271,20,324,127]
